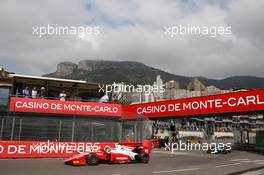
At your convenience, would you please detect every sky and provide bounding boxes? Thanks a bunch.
[0,0,263,79]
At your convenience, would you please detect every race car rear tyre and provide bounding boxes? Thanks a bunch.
[86,153,99,165]
[140,153,149,163]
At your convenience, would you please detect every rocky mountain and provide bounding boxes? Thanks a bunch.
[44,60,264,90]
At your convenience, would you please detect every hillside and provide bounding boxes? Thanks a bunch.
[44,60,264,90]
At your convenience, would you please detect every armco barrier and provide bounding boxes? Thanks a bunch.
[0,141,142,159]
[233,143,256,152]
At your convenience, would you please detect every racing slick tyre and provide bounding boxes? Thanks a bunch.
[139,152,149,163]
[222,150,228,154]
[86,153,99,165]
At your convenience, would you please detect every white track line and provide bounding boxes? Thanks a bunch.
[230,159,251,162]
[256,162,264,165]
[153,168,200,174]
[215,163,241,168]
[241,160,264,163]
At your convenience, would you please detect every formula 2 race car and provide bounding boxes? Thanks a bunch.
[64,140,152,166]
[207,144,232,154]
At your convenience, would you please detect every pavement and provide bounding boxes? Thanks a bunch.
[1,149,264,175]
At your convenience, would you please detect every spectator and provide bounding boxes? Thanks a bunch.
[22,86,30,98]
[129,132,135,142]
[99,93,109,103]
[170,120,176,143]
[59,90,67,101]
[40,86,45,99]
[126,134,131,142]
[31,87,37,98]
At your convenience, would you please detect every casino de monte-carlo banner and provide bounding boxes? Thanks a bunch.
[0,141,141,158]
[9,97,122,117]
[123,89,264,118]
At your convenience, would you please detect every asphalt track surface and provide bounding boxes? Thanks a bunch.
[1,150,264,175]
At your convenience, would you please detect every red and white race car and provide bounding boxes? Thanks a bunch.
[64,140,152,166]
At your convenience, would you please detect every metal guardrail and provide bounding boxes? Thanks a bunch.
[233,143,256,152]
[9,95,100,103]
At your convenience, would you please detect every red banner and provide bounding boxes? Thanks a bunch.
[9,97,122,117]
[8,90,264,118]
[123,89,264,118]
[0,141,141,158]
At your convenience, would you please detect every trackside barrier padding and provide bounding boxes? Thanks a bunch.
[0,141,144,159]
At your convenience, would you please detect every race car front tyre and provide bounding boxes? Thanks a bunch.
[64,161,71,165]
[139,153,149,163]
[86,153,99,165]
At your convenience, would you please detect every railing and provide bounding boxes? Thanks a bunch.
[0,115,121,142]
[233,143,256,152]
[10,94,100,103]
[0,115,149,143]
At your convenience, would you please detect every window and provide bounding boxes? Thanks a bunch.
[0,87,10,112]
